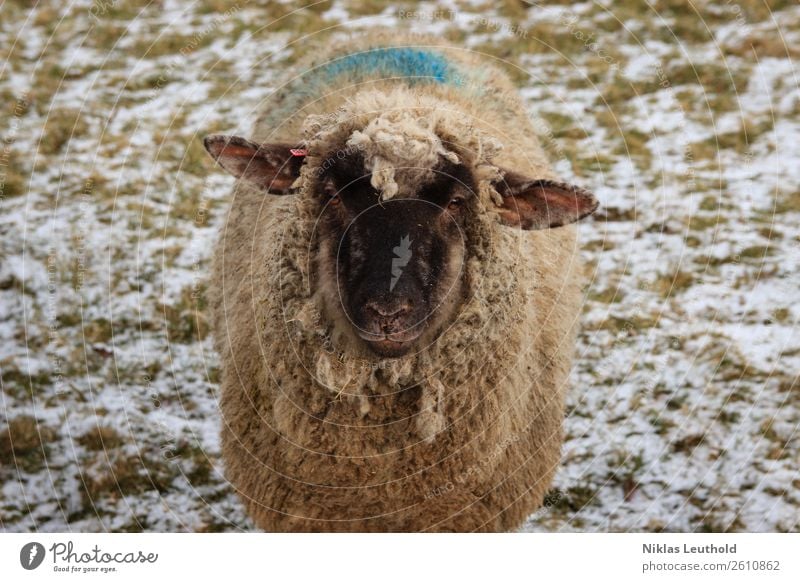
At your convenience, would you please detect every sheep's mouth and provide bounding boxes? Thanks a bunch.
[357,329,424,357]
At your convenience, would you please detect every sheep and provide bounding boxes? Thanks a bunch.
[203,32,598,532]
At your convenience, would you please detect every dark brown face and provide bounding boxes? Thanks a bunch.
[316,155,475,357]
[203,132,599,358]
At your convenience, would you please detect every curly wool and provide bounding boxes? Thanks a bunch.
[301,89,503,201]
[211,32,584,532]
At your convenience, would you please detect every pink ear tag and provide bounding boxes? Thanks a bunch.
[289,148,307,157]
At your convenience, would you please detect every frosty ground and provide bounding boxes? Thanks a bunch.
[1,0,798,532]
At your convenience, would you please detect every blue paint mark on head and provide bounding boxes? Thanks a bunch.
[321,47,463,86]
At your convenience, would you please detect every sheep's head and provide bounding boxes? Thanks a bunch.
[204,94,598,358]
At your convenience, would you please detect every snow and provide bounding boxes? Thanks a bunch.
[1,0,797,533]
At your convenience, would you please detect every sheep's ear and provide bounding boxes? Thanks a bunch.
[493,170,598,230]
[203,134,305,194]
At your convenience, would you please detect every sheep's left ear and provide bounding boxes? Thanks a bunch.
[203,134,305,194]
[493,170,599,229]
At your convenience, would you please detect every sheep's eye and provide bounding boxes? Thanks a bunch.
[447,196,465,210]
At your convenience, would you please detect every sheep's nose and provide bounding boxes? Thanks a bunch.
[365,300,415,332]
[365,301,412,319]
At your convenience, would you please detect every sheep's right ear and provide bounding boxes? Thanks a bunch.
[203,135,305,194]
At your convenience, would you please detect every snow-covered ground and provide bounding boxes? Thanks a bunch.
[1,0,798,532]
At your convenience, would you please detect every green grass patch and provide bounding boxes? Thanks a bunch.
[687,213,727,231]
[739,245,774,260]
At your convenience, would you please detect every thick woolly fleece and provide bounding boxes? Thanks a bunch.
[210,33,585,531]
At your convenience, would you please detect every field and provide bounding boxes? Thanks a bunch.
[1,0,798,532]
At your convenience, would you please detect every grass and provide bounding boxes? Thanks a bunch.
[734,0,798,21]
[97,0,146,20]
[0,416,56,472]
[613,129,652,169]
[687,213,727,231]
[161,286,210,344]
[599,206,637,222]
[2,0,798,535]
[698,195,720,212]
[599,72,660,106]
[665,62,748,95]
[739,245,774,260]
[585,314,660,333]
[83,318,114,343]
[539,112,588,140]
[40,109,89,155]
[173,441,215,486]
[725,29,800,59]
[81,453,173,502]
[772,190,800,214]
[654,270,694,297]
[672,433,706,453]
[772,308,791,323]
[180,136,213,177]
[131,31,220,60]
[607,451,645,500]
[86,23,129,51]
[76,426,125,451]
[543,484,599,514]
[590,285,625,304]
[712,118,774,153]
[473,18,604,67]
[0,152,27,198]
[0,366,52,398]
